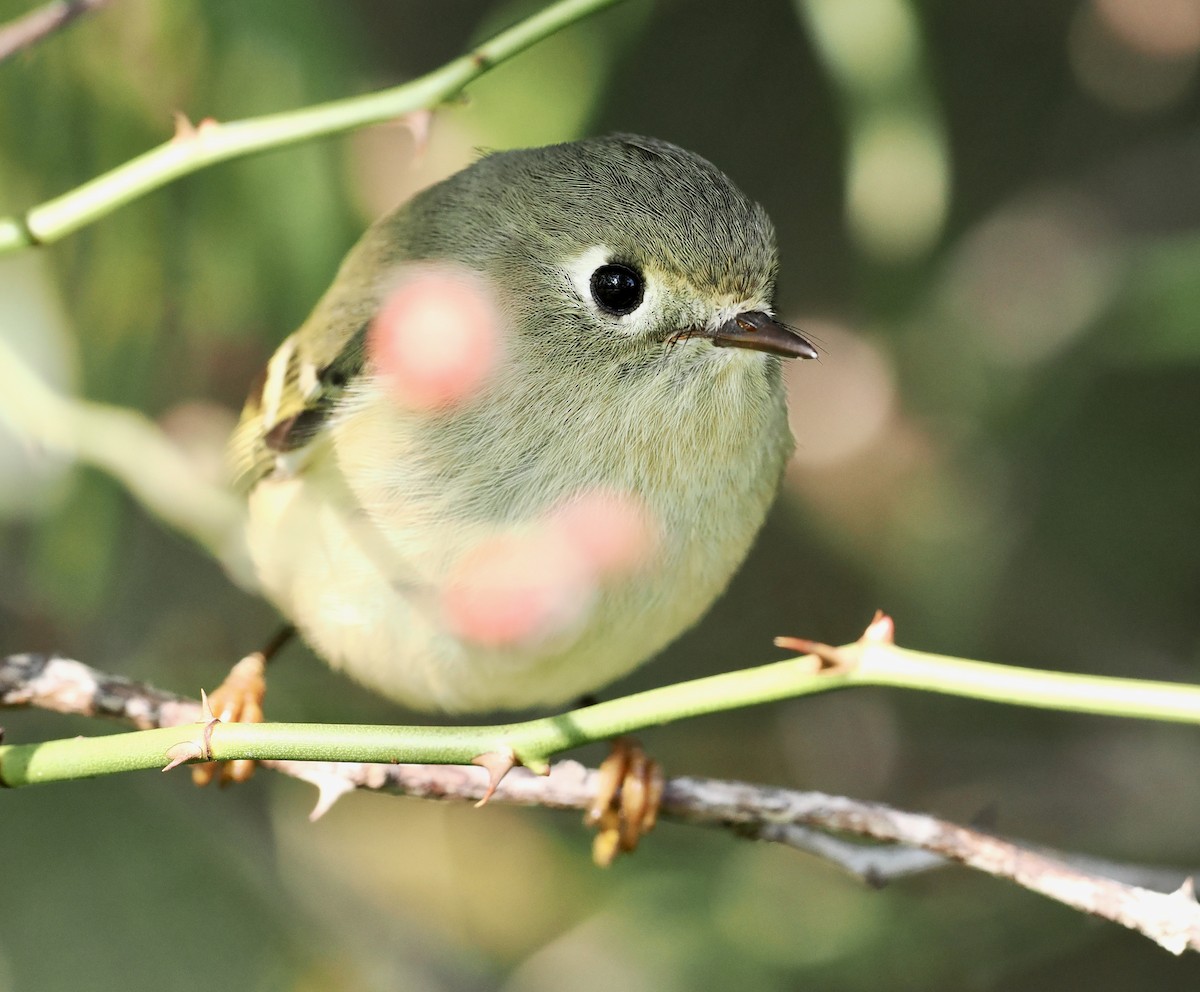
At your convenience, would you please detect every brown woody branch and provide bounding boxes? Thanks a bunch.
[0,0,109,63]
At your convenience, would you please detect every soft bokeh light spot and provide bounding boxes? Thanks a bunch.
[782,319,1017,644]
[942,193,1118,366]
[800,0,920,89]
[369,265,502,411]
[799,0,948,262]
[273,792,581,963]
[546,489,658,576]
[713,845,884,967]
[158,401,237,490]
[1094,0,1200,56]
[0,253,76,516]
[441,489,658,649]
[846,114,949,262]
[505,910,686,992]
[784,320,896,468]
[350,116,479,219]
[1070,1,1199,113]
[441,528,593,648]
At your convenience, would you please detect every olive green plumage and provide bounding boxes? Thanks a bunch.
[233,134,814,712]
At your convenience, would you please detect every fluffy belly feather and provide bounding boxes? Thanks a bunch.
[246,350,792,713]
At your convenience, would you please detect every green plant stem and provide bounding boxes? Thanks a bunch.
[0,0,627,254]
[3,637,1199,788]
[861,643,1200,722]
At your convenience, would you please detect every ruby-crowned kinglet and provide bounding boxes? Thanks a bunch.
[231,134,816,714]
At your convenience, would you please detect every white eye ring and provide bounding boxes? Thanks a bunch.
[565,245,659,335]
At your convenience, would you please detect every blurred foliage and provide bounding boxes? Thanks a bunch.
[1,0,1199,988]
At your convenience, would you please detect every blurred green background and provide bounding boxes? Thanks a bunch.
[2,0,1200,988]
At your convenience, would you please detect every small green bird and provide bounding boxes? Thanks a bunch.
[229,134,816,717]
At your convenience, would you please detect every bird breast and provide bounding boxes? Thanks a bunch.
[246,345,793,712]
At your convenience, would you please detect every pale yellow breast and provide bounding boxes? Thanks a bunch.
[245,346,792,712]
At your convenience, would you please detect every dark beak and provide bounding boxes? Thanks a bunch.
[705,311,818,360]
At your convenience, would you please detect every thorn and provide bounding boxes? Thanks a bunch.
[309,776,356,821]
[172,111,194,141]
[162,739,205,772]
[862,611,895,644]
[471,748,517,807]
[201,714,219,759]
[863,866,889,890]
[171,112,220,143]
[774,635,816,653]
[772,637,832,674]
[200,688,213,721]
[400,109,433,162]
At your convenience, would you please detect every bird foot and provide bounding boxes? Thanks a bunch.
[584,737,664,867]
[191,650,267,787]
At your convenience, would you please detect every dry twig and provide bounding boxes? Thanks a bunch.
[0,0,109,63]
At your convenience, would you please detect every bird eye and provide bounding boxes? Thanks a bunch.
[589,263,645,316]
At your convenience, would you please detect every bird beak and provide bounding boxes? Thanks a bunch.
[704,311,818,360]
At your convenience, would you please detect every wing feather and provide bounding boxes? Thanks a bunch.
[228,317,368,491]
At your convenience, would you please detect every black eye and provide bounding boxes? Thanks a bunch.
[589,263,645,316]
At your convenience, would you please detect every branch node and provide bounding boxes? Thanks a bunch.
[518,753,551,776]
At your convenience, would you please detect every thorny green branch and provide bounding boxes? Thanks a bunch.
[0,0,628,253]
[3,616,1200,788]
[3,642,1200,955]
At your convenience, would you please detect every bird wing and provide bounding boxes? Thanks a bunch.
[228,316,368,492]
[227,201,424,492]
